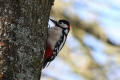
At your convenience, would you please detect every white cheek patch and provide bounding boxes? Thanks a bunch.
[64,24,68,28]
[59,24,68,28]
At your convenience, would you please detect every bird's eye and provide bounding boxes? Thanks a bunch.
[59,22,62,24]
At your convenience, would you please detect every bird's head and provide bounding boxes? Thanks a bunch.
[50,19,70,30]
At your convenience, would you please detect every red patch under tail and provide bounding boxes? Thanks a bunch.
[44,44,53,59]
[43,44,53,68]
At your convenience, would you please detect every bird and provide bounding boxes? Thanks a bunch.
[43,18,70,68]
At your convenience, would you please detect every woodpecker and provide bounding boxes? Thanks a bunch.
[43,19,70,68]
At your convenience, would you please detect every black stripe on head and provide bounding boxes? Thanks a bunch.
[58,20,70,26]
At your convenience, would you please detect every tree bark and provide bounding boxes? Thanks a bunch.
[0,0,54,80]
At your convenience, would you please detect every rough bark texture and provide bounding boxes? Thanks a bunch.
[0,0,54,80]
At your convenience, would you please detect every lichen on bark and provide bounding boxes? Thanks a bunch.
[0,0,54,80]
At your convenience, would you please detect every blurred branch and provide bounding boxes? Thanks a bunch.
[64,14,120,47]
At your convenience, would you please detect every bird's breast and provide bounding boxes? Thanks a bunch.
[47,27,63,49]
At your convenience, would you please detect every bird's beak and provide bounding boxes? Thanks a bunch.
[50,19,57,25]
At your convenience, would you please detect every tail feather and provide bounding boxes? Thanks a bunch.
[42,59,48,69]
[42,59,51,69]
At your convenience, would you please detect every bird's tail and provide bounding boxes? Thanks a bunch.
[42,60,47,69]
[42,59,50,69]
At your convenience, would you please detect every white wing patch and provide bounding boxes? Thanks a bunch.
[58,35,66,51]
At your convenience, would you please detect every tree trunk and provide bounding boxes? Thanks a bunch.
[0,0,54,80]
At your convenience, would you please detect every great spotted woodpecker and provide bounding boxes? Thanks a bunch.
[43,19,70,68]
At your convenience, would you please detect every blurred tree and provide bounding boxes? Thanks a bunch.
[0,0,54,80]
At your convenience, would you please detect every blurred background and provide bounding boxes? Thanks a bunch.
[41,0,120,80]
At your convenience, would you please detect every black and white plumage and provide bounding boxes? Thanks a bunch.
[43,19,70,68]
